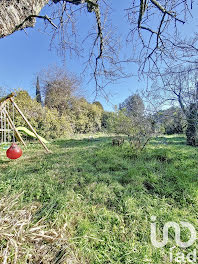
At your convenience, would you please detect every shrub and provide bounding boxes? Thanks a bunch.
[107,108,153,151]
[12,90,103,139]
[14,90,73,139]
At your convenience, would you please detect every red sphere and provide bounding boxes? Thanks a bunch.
[6,143,22,160]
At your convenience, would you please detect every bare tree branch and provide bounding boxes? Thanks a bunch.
[15,15,58,31]
[150,0,185,24]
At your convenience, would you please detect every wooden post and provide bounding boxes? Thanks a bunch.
[0,101,8,144]
[0,93,15,104]
[3,108,26,147]
[0,101,8,112]
[10,98,50,153]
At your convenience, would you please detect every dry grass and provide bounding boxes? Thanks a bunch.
[0,194,82,264]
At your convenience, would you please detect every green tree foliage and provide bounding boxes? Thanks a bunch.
[107,107,153,150]
[36,76,42,104]
[42,107,73,139]
[14,90,43,131]
[14,90,73,139]
[13,90,103,139]
[41,67,79,115]
[115,94,153,149]
[101,111,114,130]
[152,67,198,146]
[93,101,104,111]
[154,107,186,135]
[119,94,145,118]
[44,79,77,115]
[107,109,135,136]
[68,98,103,133]
[186,103,197,146]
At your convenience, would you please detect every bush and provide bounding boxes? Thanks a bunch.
[67,98,103,133]
[12,90,103,139]
[107,108,153,150]
[13,90,73,139]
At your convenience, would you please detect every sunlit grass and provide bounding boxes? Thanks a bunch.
[0,134,197,263]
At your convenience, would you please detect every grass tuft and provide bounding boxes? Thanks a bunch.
[0,134,197,263]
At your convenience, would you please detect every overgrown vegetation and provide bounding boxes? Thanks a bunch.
[1,71,198,263]
[108,94,154,150]
[13,90,104,139]
[0,135,197,263]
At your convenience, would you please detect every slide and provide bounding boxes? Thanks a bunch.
[16,127,49,144]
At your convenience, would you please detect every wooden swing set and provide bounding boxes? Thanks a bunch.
[0,93,49,153]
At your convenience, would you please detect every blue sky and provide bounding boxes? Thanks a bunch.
[0,1,197,111]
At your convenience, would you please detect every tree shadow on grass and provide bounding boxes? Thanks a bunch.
[151,135,186,146]
[52,136,112,148]
[53,135,187,150]
[0,133,197,221]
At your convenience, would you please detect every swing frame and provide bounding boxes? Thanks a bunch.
[0,93,50,153]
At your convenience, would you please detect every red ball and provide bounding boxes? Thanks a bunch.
[6,143,22,160]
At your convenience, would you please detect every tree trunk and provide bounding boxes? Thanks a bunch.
[186,103,197,146]
[0,0,86,39]
[0,0,50,38]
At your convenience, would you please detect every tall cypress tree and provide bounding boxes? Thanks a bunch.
[36,76,42,104]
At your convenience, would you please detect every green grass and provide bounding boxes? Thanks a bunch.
[0,134,198,263]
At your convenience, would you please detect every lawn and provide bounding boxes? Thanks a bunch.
[0,135,198,263]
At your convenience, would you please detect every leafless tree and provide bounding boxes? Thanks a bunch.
[0,0,196,92]
[126,1,196,77]
[0,0,125,94]
[149,65,198,146]
[37,65,80,114]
